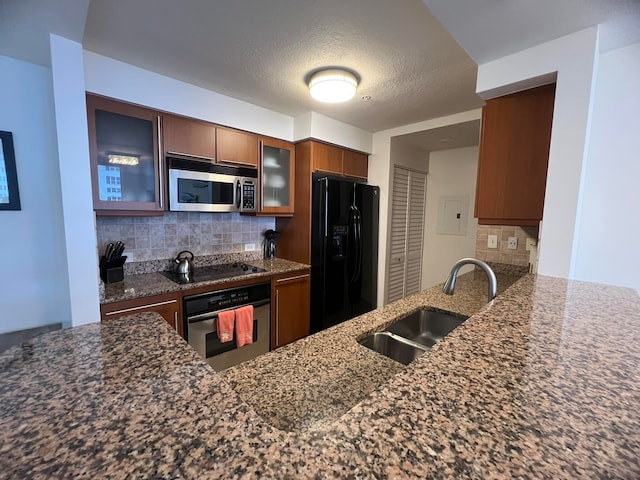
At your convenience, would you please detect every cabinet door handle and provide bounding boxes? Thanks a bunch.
[276,273,310,283]
[259,140,264,210]
[104,299,178,316]
[166,151,216,162]
[173,311,178,331]
[218,159,256,167]
[275,289,279,347]
[157,116,164,209]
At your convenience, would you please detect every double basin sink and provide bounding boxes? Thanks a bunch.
[359,309,469,365]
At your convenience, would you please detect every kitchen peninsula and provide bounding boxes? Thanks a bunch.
[1,272,639,478]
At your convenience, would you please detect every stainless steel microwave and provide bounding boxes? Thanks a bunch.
[167,157,257,213]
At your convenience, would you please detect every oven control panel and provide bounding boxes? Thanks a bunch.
[210,291,250,309]
[183,282,270,317]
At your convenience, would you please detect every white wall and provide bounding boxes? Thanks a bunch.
[0,55,71,333]
[389,138,429,172]
[50,35,101,326]
[85,52,374,153]
[83,51,294,141]
[293,111,373,153]
[422,146,479,288]
[573,42,640,291]
[476,27,600,279]
[370,109,482,306]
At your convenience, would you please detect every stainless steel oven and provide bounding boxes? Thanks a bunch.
[183,283,270,371]
[167,157,257,213]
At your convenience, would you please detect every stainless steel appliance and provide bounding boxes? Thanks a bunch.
[311,175,379,333]
[167,157,257,213]
[174,250,194,275]
[263,229,279,259]
[182,282,271,371]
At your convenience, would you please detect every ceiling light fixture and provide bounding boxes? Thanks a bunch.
[308,69,358,103]
[108,153,140,166]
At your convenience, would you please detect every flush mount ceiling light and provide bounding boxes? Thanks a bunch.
[107,153,140,166]
[308,69,358,103]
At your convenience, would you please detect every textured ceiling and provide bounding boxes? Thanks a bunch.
[1,0,638,135]
[423,0,640,64]
[83,0,483,133]
[397,120,480,152]
[0,0,89,66]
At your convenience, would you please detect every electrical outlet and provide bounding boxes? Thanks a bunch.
[507,237,518,250]
[244,243,256,251]
[526,238,537,251]
[487,234,498,249]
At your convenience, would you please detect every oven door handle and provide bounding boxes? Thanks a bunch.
[187,299,270,323]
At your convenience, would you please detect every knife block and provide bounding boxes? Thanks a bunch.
[99,255,127,284]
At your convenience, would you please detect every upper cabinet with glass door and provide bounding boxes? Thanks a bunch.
[259,138,295,216]
[86,94,164,214]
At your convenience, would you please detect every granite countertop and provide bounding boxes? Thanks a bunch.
[101,257,309,304]
[221,270,523,432]
[2,273,640,478]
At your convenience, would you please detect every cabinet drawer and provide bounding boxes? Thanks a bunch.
[101,292,182,336]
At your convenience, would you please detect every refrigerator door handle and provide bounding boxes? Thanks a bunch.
[323,178,329,238]
[354,206,363,282]
[348,205,363,283]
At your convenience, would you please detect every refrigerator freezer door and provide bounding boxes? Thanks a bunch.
[311,176,379,333]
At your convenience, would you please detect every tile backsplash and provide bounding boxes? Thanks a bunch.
[96,212,275,262]
[475,225,538,267]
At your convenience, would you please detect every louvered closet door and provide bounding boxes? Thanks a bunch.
[386,166,427,303]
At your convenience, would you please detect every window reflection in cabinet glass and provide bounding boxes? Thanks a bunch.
[262,145,290,207]
[95,109,156,203]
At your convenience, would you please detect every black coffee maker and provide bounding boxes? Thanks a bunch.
[263,229,279,259]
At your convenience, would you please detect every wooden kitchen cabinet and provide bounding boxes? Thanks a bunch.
[217,127,259,168]
[163,114,216,162]
[275,140,369,264]
[309,140,369,180]
[271,270,310,349]
[86,94,164,214]
[312,142,343,175]
[100,292,182,337]
[342,150,368,180]
[258,137,295,216]
[474,83,556,226]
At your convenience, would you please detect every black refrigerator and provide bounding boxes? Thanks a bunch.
[310,174,379,333]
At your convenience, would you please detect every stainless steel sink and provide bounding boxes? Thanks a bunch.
[385,309,468,347]
[358,332,429,365]
[358,309,468,365]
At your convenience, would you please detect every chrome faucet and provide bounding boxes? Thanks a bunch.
[442,258,497,302]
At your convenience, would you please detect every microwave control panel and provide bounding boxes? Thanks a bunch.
[242,180,256,211]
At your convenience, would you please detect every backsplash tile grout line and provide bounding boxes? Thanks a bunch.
[96,212,274,262]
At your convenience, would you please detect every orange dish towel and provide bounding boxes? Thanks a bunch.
[234,305,254,348]
[216,309,235,343]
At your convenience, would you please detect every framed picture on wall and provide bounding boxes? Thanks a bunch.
[0,131,21,211]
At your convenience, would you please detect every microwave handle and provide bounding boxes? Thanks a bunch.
[236,179,242,210]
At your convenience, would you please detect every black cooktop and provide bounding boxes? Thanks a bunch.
[160,262,266,285]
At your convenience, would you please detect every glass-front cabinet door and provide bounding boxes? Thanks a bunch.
[259,138,294,215]
[87,94,163,213]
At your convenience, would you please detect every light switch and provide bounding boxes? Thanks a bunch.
[487,234,498,249]
[507,237,518,250]
[526,238,537,251]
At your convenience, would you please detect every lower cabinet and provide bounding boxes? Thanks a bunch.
[100,292,182,337]
[271,270,310,349]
